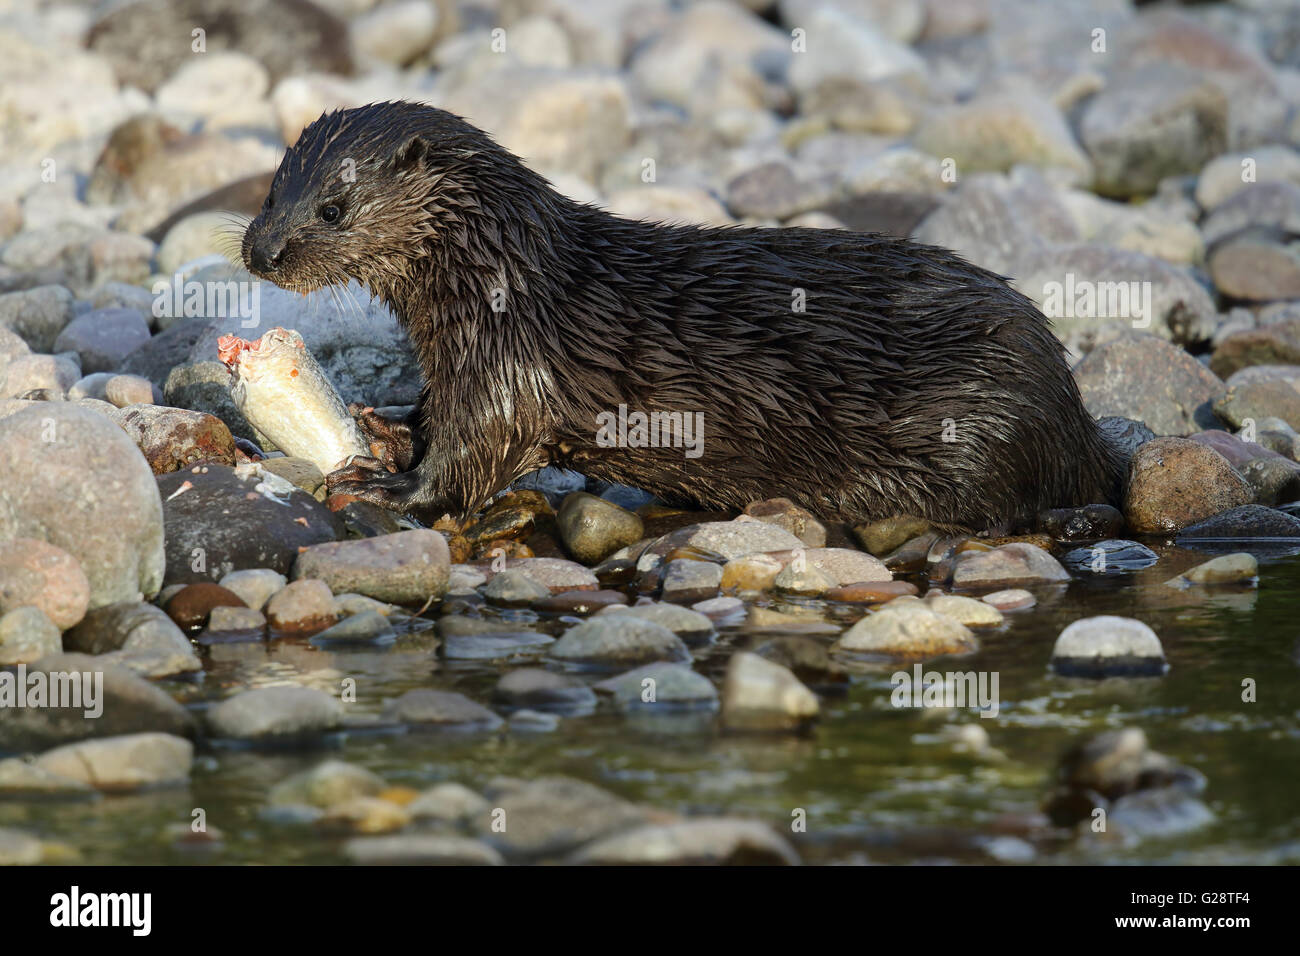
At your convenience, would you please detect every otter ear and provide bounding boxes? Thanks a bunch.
[391,135,428,173]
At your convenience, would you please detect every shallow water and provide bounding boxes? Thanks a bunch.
[5,537,1299,865]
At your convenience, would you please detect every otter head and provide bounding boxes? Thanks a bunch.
[242,102,522,299]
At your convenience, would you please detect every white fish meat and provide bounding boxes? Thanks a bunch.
[218,327,368,475]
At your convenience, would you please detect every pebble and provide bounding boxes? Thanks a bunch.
[1167,553,1259,588]
[407,783,491,824]
[1177,505,1300,539]
[773,562,836,596]
[826,580,918,603]
[33,733,192,792]
[164,582,246,629]
[570,818,799,866]
[0,285,74,352]
[345,835,504,866]
[293,529,450,605]
[382,689,504,731]
[594,662,719,711]
[63,601,201,677]
[0,653,195,752]
[488,557,598,592]
[0,607,62,665]
[483,568,553,606]
[720,553,784,591]
[660,558,725,603]
[548,616,690,670]
[1051,616,1168,678]
[832,600,978,659]
[206,686,343,741]
[691,595,747,626]
[309,610,396,645]
[206,606,267,632]
[217,568,288,611]
[494,669,597,715]
[982,589,1036,611]
[265,579,338,633]
[1074,333,1225,436]
[1062,539,1160,576]
[1124,438,1254,533]
[268,760,386,808]
[0,404,164,607]
[556,491,645,564]
[532,589,629,614]
[720,652,819,733]
[473,776,649,860]
[109,404,237,473]
[51,307,150,374]
[646,520,805,561]
[508,709,561,732]
[598,602,715,642]
[158,463,343,584]
[742,497,826,547]
[0,537,90,630]
[951,543,1070,588]
[103,373,156,407]
[925,593,1005,628]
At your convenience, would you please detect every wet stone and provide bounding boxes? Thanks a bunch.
[205,605,267,633]
[548,616,690,671]
[0,607,62,665]
[206,686,343,742]
[594,662,719,711]
[1036,504,1126,542]
[826,580,919,603]
[532,589,629,614]
[748,635,849,689]
[556,491,645,564]
[493,668,597,715]
[1051,616,1168,678]
[483,568,552,606]
[597,602,715,642]
[265,579,338,633]
[742,497,826,547]
[292,529,450,605]
[832,600,978,660]
[382,689,504,731]
[217,568,287,611]
[721,652,819,733]
[570,818,800,866]
[925,593,1005,628]
[1062,539,1159,576]
[473,776,650,861]
[164,582,246,630]
[951,543,1070,588]
[853,515,934,556]
[1177,505,1300,539]
[345,835,504,866]
[309,610,396,646]
[660,558,724,603]
[509,709,561,732]
[982,589,1036,611]
[1167,553,1259,588]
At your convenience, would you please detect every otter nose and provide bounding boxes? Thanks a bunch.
[249,235,286,274]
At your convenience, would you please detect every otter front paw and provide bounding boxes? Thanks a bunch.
[347,403,418,471]
[326,456,421,514]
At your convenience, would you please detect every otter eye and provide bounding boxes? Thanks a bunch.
[320,204,341,223]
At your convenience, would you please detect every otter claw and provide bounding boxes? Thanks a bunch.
[348,403,416,471]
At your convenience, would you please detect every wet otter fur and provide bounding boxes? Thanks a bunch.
[242,101,1123,530]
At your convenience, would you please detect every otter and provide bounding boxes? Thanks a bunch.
[242,101,1123,530]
